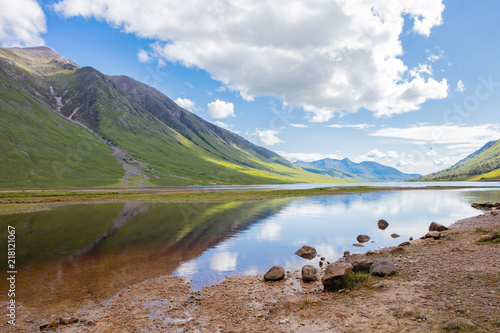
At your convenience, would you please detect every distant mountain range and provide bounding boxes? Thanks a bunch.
[294,158,421,182]
[415,139,500,181]
[0,46,340,188]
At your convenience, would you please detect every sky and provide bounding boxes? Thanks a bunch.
[1,0,499,175]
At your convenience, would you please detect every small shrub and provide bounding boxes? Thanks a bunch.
[346,272,372,290]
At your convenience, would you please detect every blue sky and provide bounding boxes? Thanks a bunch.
[1,0,499,175]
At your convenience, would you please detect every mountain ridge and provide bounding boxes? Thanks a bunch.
[0,46,340,188]
[295,157,421,182]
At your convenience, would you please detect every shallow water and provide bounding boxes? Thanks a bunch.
[0,188,498,316]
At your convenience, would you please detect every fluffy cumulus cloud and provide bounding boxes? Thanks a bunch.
[0,0,47,46]
[52,0,447,122]
[137,49,151,63]
[174,97,197,112]
[207,99,235,119]
[254,129,283,146]
[353,148,399,162]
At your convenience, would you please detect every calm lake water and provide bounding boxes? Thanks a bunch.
[0,187,499,316]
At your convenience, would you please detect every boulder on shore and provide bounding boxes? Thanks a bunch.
[264,265,285,281]
[321,263,353,291]
[377,219,389,230]
[351,259,374,273]
[472,202,496,211]
[301,265,318,282]
[369,261,397,277]
[429,222,448,232]
[422,231,442,240]
[356,234,371,243]
[295,245,317,259]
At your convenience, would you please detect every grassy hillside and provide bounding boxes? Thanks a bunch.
[0,46,340,188]
[416,139,500,181]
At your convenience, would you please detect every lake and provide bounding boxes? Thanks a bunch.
[0,187,499,317]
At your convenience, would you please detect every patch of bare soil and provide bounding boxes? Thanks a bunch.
[1,212,499,332]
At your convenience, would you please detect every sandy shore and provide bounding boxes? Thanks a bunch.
[2,211,499,332]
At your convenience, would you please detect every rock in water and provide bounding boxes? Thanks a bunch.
[301,265,318,282]
[429,222,448,232]
[264,265,285,281]
[369,261,397,277]
[295,245,317,259]
[378,219,389,230]
[391,233,400,238]
[356,234,371,243]
[321,263,353,291]
[443,318,476,330]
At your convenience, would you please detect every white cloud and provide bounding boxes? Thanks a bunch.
[0,0,46,47]
[371,124,500,145]
[290,123,308,128]
[213,121,230,129]
[456,80,465,92]
[427,48,445,62]
[409,64,433,77]
[174,97,197,112]
[397,159,414,167]
[254,129,283,146]
[207,99,235,119]
[137,49,151,63]
[277,151,341,163]
[354,148,399,162]
[433,157,453,166]
[366,148,387,159]
[327,123,373,130]
[53,0,447,122]
[425,150,438,157]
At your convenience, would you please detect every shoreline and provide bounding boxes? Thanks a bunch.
[2,209,499,332]
[0,185,494,215]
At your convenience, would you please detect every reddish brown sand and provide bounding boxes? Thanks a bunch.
[1,211,498,332]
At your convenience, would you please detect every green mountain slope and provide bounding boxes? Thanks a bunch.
[0,46,339,188]
[415,139,500,181]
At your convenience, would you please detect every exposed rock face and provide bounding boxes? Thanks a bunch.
[398,241,411,247]
[378,219,389,230]
[295,245,317,259]
[264,265,285,281]
[321,263,353,291]
[369,261,397,277]
[356,235,371,243]
[429,222,448,232]
[301,265,318,282]
[422,231,442,240]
